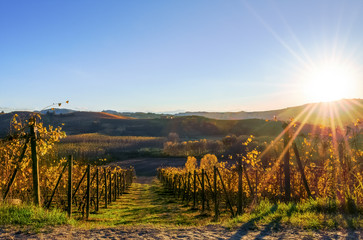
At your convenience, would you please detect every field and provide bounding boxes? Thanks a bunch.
[0,111,362,239]
[0,179,362,239]
[55,133,166,162]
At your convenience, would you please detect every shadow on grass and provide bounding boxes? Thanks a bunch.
[227,204,278,240]
[228,203,298,240]
[343,214,360,240]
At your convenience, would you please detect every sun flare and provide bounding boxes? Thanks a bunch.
[303,60,358,102]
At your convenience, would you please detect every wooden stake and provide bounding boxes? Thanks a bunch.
[292,142,312,198]
[108,170,112,203]
[201,169,205,212]
[104,168,108,208]
[237,163,243,215]
[96,167,99,212]
[67,155,73,217]
[3,137,28,200]
[86,164,90,219]
[283,123,291,201]
[30,122,40,206]
[193,170,197,208]
[114,172,117,201]
[216,168,234,217]
[46,162,67,209]
[214,166,218,221]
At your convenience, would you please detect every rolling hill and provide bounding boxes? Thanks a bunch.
[103,99,362,126]
[176,99,363,126]
[0,111,286,138]
[0,99,361,138]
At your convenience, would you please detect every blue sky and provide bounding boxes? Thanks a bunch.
[1,0,362,113]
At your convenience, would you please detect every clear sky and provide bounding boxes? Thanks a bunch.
[1,0,362,113]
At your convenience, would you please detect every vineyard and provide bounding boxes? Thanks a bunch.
[158,120,363,220]
[0,112,362,230]
[0,114,134,219]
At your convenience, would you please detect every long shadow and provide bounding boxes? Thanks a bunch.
[253,216,282,240]
[227,204,278,240]
[252,204,297,240]
[343,215,360,240]
[228,203,299,240]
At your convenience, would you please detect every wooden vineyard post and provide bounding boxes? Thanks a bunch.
[177,175,181,198]
[116,172,119,198]
[121,171,123,192]
[120,172,123,193]
[173,175,177,196]
[3,138,29,200]
[96,167,99,212]
[46,162,68,209]
[3,169,18,201]
[130,167,133,185]
[123,171,126,193]
[86,164,90,219]
[201,169,205,212]
[114,173,117,201]
[237,163,243,215]
[243,161,254,196]
[193,170,197,209]
[214,166,218,221]
[216,168,235,217]
[120,170,124,195]
[73,170,87,197]
[108,170,112,203]
[67,155,73,217]
[187,172,191,202]
[292,142,312,198]
[283,123,291,202]
[30,121,41,206]
[255,170,258,200]
[182,173,186,201]
[104,168,108,208]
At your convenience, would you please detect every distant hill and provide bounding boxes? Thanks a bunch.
[103,110,172,119]
[39,108,76,115]
[103,99,362,126]
[0,99,361,138]
[0,110,287,138]
[176,99,363,126]
[0,111,133,136]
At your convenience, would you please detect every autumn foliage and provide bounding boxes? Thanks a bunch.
[159,121,363,213]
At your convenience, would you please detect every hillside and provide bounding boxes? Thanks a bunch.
[176,99,363,126]
[1,99,361,138]
[102,99,362,126]
[0,110,288,138]
[0,111,133,136]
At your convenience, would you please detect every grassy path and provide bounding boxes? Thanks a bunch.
[1,179,362,239]
[84,178,212,228]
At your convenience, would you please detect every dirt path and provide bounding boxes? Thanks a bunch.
[1,224,361,239]
[0,179,362,239]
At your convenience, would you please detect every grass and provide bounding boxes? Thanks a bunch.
[77,179,363,230]
[226,198,363,230]
[2,180,362,232]
[79,179,219,228]
[0,203,74,230]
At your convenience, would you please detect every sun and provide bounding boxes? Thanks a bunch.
[303,60,358,102]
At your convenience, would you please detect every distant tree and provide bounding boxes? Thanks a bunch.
[200,154,218,172]
[167,132,180,143]
[185,156,197,171]
[222,135,237,151]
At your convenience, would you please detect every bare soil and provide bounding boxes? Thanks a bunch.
[0,225,362,239]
